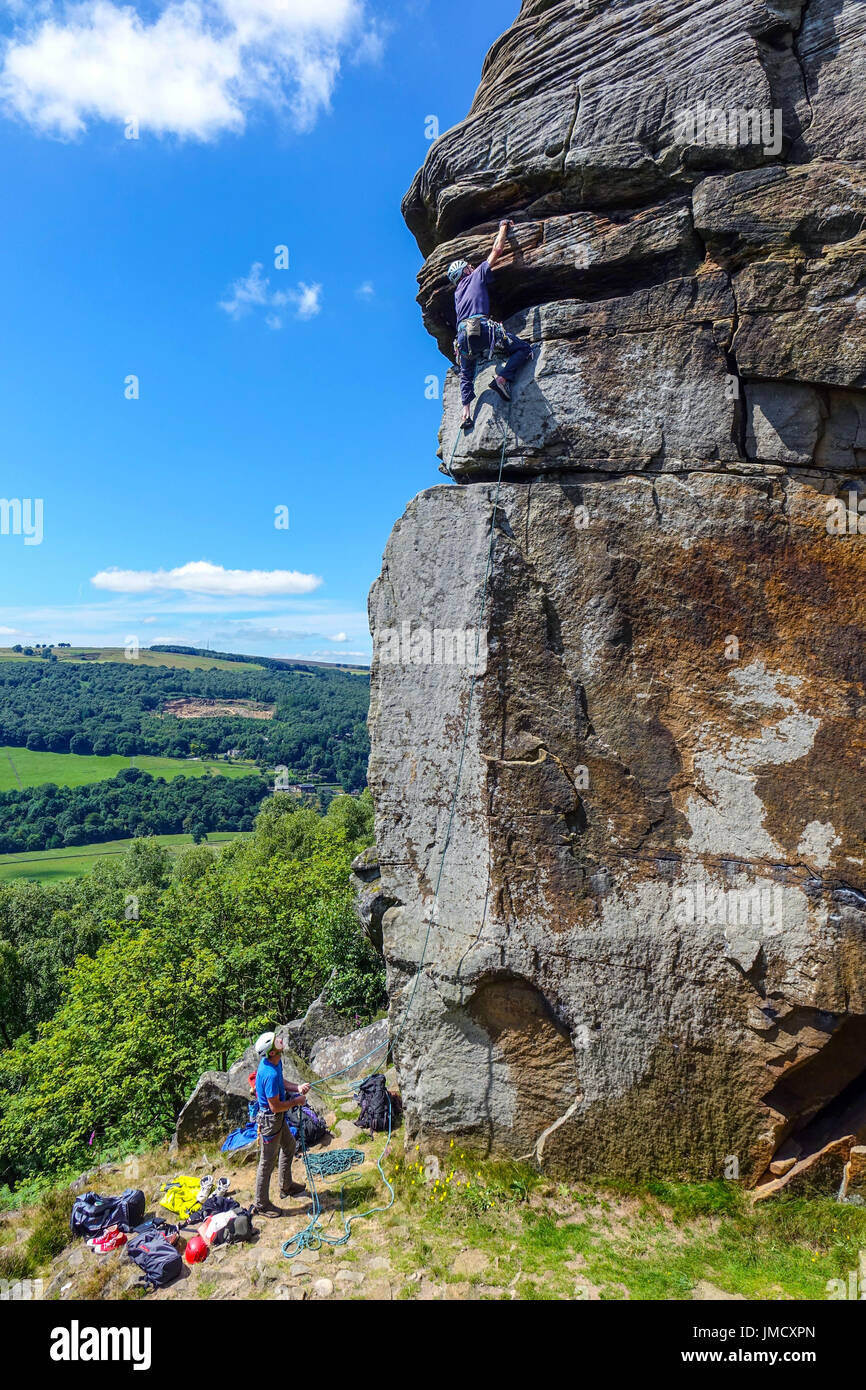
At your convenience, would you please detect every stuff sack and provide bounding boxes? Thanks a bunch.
[126,1233,183,1291]
[288,1105,328,1149]
[70,1188,146,1239]
[354,1075,399,1133]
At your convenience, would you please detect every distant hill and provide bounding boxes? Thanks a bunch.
[0,645,370,675]
[0,647,370,793]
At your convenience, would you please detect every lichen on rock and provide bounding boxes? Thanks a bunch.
[370,0,866,1186]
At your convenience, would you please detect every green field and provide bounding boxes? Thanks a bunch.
[0,647,265,672]
[0,832,249,884]
[0,747,260,793]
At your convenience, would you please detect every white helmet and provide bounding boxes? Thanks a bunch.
[447,259,469,285]
[255,1031,280,1058]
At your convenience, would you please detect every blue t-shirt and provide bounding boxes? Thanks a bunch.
[255,1057,287,1115]
[455,260,491,325]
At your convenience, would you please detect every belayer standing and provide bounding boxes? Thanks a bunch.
[448,219,533,431]
[252,1031,310,1219]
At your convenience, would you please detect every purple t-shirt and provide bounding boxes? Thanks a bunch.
[455,260,491,325]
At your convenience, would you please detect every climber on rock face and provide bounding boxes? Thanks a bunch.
[448,219,533,431]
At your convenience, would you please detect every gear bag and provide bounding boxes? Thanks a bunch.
[288,1105,328,1149]
[126,1233,183,1291]
[354,1075,400,1133]
[70,1188,146,1239]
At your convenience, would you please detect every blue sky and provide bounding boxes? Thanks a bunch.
[0,0,517,663]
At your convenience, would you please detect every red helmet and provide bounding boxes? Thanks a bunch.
[183,1234,209,1266]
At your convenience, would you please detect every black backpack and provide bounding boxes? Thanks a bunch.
[70,1188,146,1239]
[291,1105,328,1149]
[355,1075,398,1133]
[212,1207,257,1246]
[126,1233,183,1291]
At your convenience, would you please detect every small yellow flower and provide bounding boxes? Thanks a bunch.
[450,1140,454,1149]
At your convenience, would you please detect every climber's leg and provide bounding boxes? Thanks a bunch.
[497,329,533,388]
[459,332,478,428]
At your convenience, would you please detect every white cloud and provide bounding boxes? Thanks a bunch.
[0,0,383,141]
[0,625,17,635]
[90,560,323,597]
[329,632,348,642]
[219,263,320,326]
[356,280,374,301]
[289,281,321,320]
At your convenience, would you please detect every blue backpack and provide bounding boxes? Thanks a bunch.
[70,1188,146,1239]
[126,1233,183,1291]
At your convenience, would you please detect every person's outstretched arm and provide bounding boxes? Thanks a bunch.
[487,220,513,269]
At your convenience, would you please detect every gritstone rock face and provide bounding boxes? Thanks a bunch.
[369,0,866,1187]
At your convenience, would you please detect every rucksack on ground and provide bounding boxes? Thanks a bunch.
[70,1188,146,1239]
[355,1075,401,1133]
[288,1105,328,1148]
[126,1233,184,1291]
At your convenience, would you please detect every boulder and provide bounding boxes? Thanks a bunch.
[172,1070,253,1149]
[310,1019,390,1082]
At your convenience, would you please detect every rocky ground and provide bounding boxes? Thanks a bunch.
[6,1102,866,1302]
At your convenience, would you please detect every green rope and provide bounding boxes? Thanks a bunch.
[304,1149,365,1179]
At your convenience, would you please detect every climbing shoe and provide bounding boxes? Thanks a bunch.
[281,1182,308,1198]
[196,1175,214,1203]
[254,1203,283,1220]
[215,1177,231,1197]
[461,414,474,432]
[491,376,512,402]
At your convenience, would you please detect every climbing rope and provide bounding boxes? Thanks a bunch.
[304,1149,365,1179]
[281,401,513,1261]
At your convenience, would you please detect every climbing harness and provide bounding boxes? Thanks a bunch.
[281,401,514,1262]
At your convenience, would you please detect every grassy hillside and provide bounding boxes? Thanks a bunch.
[0,650,369,795]
[0,832,249,883]
[5,1137,865,1304]
[0,647,266,672]
[0,746,258,794]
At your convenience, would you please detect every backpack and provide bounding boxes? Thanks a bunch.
[355,1076,400,1133]
[198,1205,256,1246]
[70,1188,146,1239]
[288,1105,328,1149]
[126,1233,184,1291]
[186,1193,240,1225]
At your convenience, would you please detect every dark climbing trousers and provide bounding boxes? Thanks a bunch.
[457,318,533,406]
[255,1109,298,1207]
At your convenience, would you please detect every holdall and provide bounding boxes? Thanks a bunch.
[126,1233,184,1291]
[70,1188,146,1239]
